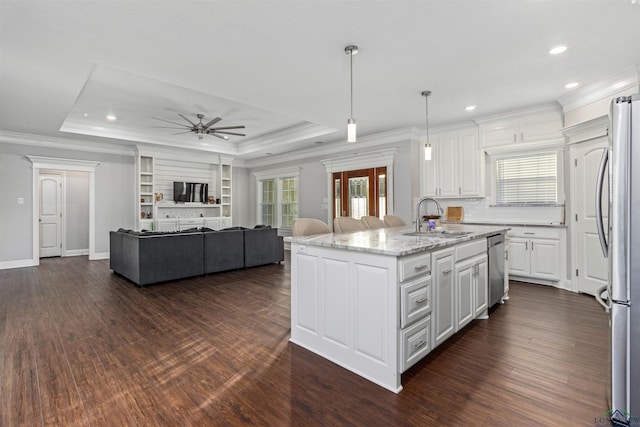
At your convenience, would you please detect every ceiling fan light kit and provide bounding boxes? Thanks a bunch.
[151,113,246,141]
[345,44,358,143]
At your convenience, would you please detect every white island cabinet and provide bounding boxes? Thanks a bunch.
[288,225,508,393]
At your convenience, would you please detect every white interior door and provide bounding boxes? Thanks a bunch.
[574,138,609,295]
[39,174,62,257]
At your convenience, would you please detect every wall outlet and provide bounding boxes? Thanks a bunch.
[17,197,24,205]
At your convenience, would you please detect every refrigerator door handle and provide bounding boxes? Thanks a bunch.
[594,285,610,313]
[595,148,609,258]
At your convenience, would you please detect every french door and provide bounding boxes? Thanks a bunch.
[333,167,386,219]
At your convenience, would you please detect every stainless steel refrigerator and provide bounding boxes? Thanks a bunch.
[596,93,639,426]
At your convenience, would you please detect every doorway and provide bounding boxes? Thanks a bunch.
[332,167,386,219]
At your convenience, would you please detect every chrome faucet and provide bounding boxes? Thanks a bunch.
[416,197,443,232]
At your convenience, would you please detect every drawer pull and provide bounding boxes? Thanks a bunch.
[442,269,452,274]
[524,232,535,235]
[414,340,427,349]
[416,297,429,304]
[414,264,428,271]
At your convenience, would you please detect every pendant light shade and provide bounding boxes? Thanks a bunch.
[422,90,432,160]
[345,45,358,143]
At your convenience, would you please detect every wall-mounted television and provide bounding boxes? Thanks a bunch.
[173,182,209,203]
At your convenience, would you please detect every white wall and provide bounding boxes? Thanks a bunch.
[0,141,134,265]
[232,166,250,227]
[65,170,89,252]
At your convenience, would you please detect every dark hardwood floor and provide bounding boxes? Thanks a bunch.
[0,253,610,426]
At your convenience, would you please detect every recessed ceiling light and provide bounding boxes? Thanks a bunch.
[549,45,567,55]
[465,105,476,111]
[81,112,89,117]
[565,82,579,89]
[223,136,229,140]
[106,114,117,121]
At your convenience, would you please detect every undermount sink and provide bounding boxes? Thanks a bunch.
[403,230,473,237]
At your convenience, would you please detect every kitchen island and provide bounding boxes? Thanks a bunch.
[286,224,509,393]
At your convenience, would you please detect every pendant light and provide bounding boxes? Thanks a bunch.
[422,90,432,160]
[345,45,358,143]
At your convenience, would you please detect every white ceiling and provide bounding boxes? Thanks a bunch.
[1,1,639,162]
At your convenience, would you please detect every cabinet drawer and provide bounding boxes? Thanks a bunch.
[400,315,431,372]
[398,252,431,282]
[400,276,432,328]
[455,239,487,262]
[508,227,560,239]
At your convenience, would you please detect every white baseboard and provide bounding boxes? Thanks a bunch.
[64,249,89,257]
[0,258,38,270]
[90,252,109,260]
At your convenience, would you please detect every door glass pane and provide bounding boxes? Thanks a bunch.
[348,176,369,219]
[378,172,386,219]
[334,177,342,217]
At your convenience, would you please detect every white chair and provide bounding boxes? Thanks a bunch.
[333,217,367,233]
[292,218,331,236]
[384,214,407,227]
[360,215,387,229]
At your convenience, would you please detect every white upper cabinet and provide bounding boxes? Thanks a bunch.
[475,104,564,148]
[422,124,481,198]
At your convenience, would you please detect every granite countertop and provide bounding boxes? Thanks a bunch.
[285,224,510,257]
[454,221,567,228]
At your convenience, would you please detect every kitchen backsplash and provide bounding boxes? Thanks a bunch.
[437,198,564,225]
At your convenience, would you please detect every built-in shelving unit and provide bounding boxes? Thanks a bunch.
[221,163,232,218]
[138,156,154,230]
[134,152,233,231]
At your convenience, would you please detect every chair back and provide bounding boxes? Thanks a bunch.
[384,214,407,227]
[292,218,331,236]
[333,217,367,233]
[360,215,387,229]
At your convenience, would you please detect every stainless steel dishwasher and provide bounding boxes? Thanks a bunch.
[487,234,505,307]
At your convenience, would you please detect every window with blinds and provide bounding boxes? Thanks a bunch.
[495,152,558,205]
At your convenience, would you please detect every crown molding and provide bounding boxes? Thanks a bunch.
[245,126,420,169]
[556,66,639,113]
[473,102,562,125]
[562,115,609,145]
[0,130,135,156]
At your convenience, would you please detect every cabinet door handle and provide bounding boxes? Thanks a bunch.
[521,132,524,141]
[414,340,427,349]
[531,241,534,250]
[513,133,517,142]
[414,264,428,271]
[416,297,429,304]
[525,241,528,250]
[524,232,535,235]
[459,187,461,195]
[442,269,452,275]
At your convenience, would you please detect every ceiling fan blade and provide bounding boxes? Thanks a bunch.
[152,117,191,128]
[179,113,197,126]
[150,125,189,129]
[213,131,246,136]
[172,131,193,135]
[209,133,227,140]
[204,117,222,128]
[210,125,246,130]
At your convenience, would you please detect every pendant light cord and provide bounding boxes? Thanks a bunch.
[422,90,431,143]
[350,50,354,119]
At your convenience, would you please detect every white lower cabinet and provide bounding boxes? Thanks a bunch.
[400,316,431,372]
[432,247,456,348]
[454,240,488,331]
[507,227,562,282]
[398,252,432,372]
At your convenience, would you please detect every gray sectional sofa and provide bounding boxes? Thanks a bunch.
[109,226,284,286]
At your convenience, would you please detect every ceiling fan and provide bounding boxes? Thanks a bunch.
[152,113,246,140]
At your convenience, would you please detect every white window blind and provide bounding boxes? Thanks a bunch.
[496,153,557,205]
